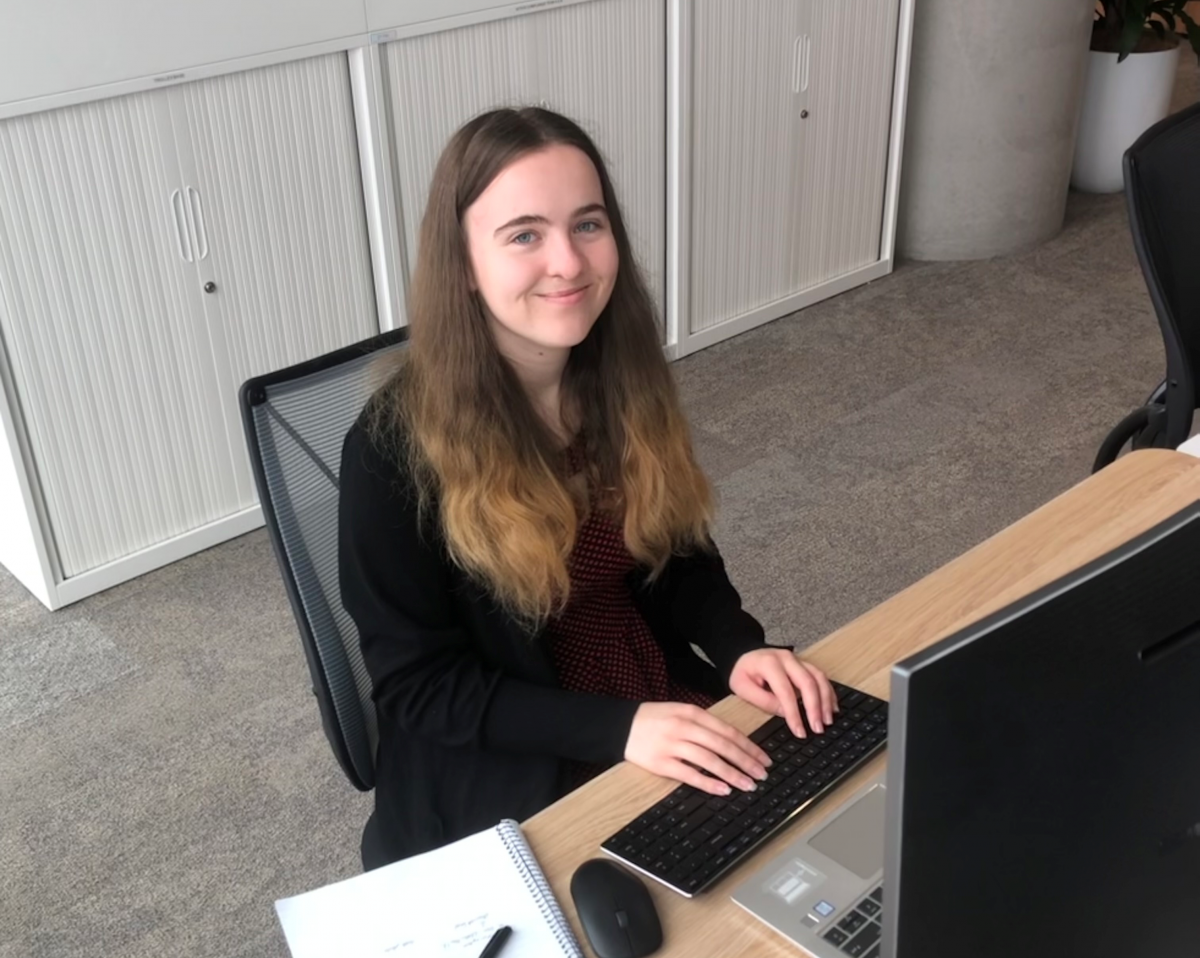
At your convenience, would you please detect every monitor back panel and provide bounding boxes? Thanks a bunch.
[885,504,1200,958]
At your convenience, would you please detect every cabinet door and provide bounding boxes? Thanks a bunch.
[170,54,379,506]
[795,0,900,287]
[0,92,236,577]
[384,0,667,317]
[689,0,813,336]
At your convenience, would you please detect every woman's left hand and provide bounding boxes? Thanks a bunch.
[728,648,837,736]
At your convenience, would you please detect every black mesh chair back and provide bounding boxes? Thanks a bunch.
[1094,102,1200,471]
[240,328,408,790]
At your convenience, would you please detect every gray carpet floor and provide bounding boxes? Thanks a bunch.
[3,60,1197,958]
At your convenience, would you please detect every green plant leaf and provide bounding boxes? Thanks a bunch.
[1118,0,1148,61]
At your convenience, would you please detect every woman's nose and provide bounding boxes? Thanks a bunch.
[545,232,585,279]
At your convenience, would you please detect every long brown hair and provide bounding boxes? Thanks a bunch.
[374,107,713,625]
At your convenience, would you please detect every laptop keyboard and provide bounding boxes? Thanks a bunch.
[822,885,884,957]
[600,681,887,896]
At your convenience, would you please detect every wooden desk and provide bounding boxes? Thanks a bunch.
[522,450,1200,958]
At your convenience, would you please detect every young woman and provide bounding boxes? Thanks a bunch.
[338,107,836,869]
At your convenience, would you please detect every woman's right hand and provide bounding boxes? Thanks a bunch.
[623,702,772,796]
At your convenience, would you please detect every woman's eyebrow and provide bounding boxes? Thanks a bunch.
[492,203,608,237]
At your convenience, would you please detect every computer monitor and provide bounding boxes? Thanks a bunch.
[884,500,1200,958]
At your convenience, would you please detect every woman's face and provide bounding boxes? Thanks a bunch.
[463,144,619,363]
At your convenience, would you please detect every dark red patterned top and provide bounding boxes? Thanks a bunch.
[548,438,715,789]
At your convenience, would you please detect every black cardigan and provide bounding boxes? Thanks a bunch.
[338,412,768,866]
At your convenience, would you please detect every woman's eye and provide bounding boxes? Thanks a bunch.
[575,220,602,233]
[512,231,537,245]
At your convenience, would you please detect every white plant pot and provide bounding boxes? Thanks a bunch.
[1072,43,1181,193]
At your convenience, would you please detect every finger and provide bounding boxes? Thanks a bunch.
[808,664,837,724]
[793,661,835,725]
[758,658,806,737]
[784,658,826,734]
[726,683,784,764]
[689,707,772,768]
[677,742,758,793]
[682,724,769,781]
[665,759,732,797]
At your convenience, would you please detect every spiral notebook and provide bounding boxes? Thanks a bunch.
[274,819,583,958]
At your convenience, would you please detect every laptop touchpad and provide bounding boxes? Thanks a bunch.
[808,783,887,879]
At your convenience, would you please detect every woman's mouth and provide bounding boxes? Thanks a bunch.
[538,285,589,305]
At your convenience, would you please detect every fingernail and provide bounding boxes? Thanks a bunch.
[742,779,757,792]
[755,768,769,781]
[718,783,732,796]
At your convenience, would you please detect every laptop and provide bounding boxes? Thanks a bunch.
[732,501,1200,958]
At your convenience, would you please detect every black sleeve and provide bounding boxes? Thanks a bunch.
[633,542,770,683]
[337,418,639,765]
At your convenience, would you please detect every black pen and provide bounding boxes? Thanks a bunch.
[478,925,512,958]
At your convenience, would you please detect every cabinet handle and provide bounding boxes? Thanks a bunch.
[793,34,811,94]
[186,186,209,261]
[170,189,193,263]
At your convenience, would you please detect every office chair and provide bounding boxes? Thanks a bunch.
[1093,101,1200,472]
[239,327,408,791]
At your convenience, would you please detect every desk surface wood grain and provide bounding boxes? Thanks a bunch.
[522,450,1200,958]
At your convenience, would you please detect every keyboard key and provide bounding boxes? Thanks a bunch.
[862,947,880,958]
[822,927,849,946]
[858,898,880,917]
[844,920,881,956]
[750,716,787,743]
[837,911,868,934]
[870,886,883,902]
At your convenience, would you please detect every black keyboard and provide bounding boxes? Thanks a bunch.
[600,681,888,896]
[823,884,884,957]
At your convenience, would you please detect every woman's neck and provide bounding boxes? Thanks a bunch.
[489,321,573,442]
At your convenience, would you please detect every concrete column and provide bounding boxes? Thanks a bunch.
[897,0,1096,261]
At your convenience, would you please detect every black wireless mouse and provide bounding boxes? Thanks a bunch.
[570,858,663,958]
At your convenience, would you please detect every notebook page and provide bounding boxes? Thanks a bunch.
[275,823,572,958]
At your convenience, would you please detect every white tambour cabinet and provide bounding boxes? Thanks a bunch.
[0,55,377,608]
[673,0,909,355]
[0,0,913,607]
[367,0,667,325]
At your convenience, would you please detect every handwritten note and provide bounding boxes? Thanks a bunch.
[275,822,580,958]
